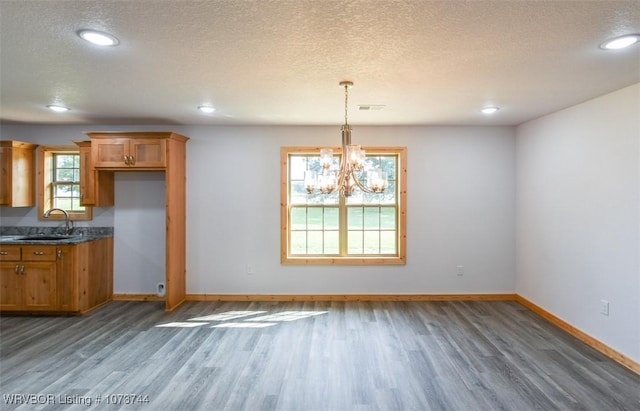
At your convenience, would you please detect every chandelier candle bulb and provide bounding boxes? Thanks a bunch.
[368,170,388,192]
[319,172,336,194]
[320,148,333,169]
[304,171,317,194]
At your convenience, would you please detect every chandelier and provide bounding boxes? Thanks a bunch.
[304,81,388,197]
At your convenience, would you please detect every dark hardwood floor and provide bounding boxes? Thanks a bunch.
[1,300,638,410]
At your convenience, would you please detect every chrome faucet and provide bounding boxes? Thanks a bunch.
[43,208,74,235]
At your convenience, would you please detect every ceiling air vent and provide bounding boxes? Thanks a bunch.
[358,104,386,111]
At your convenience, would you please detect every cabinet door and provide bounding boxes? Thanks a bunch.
[129,139,166,167]
[56,245,77,312]
[77,141,114,207]
[0,262,21,310]
[22,262,57,310]
[93,138,129,168]
[0,147,11,205]
[0,143,37,207]
[78,144,96,205]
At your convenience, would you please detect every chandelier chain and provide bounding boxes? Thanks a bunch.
[344,83,348,125]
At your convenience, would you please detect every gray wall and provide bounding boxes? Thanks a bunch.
[516,83,640,364]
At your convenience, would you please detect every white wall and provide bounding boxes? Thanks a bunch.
[184,125,516,295]
[113,171,165,294]
[0,124,517,296]
[516,83,640,363]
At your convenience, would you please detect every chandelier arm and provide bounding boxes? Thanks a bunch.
[351,170,377,194]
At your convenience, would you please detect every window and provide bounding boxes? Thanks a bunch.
[281,146,406,265]
[38,146,92,221]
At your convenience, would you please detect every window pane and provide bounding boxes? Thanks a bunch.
[54,198,72,209]
[55,184,73,197]
[364,231,380,254]
[290,181,308,204]
[307,156,322,173]
[324,231,339,254]
[71,199,84,210]
[347,230,363,254]
[347,207,363,229]
[381,207,396,229]
[364,207,380,229]
[56,154,75,168]
[290,156,307,180]
[362,192,381,205]
[307,208,323,230]
[291,231,307,254]
[324,208,339,230]
[307,231,323,254]
[307,192,338,206]
[380,181,396,205]
[56,169,75,182]
[321,191,339,205]
[291,208,307,230]
[380,231,396,254]
[381,157,396,180]
[346,190,363,205]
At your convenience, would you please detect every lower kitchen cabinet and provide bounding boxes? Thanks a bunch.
[0,238,113,314]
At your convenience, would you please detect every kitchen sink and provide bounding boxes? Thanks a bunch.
[16,235,78,241]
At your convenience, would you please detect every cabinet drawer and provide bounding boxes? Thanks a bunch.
[0,247,21,261]
[21,246,57,261]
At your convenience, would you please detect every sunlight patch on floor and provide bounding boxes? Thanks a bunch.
[248,311,328,322]
[211,322,277,328]
[189,311,267,321]
[154,310,328,329]
[155,322,208,328]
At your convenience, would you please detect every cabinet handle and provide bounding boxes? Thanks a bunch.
[57,250,62,258]
[33,251,45,256]
[0,251,7,255]
[20,265,25,275]
[124,155,129,165]
[14,265,19,274]
[129,155,135,165]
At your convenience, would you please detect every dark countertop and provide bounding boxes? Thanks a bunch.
[0,227,113,245]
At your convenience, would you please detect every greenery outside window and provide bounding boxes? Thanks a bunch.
[281,146,406,265]
[38,146,92,221]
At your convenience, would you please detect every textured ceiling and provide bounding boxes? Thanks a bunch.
[1,0,639,126]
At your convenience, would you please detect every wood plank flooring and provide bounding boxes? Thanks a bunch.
[1,300,638,410]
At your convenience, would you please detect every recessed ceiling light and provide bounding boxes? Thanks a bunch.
[46,104,70,112]
[600,34,640,50]
[481,107,499,115]
[198,106,216,113]
[77,29,119,46]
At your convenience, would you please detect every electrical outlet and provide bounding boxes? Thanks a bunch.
[456,265,464,276]
[157,282,165,297]
[247,264,254,275]
[600,300,609,316]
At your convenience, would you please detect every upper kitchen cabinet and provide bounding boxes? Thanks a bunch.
[74,141,114,207]
[0,141,38,207]
[85,131,189,312]
[87,132,188,169]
